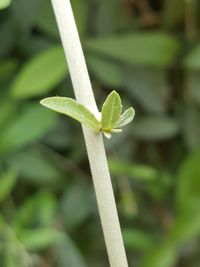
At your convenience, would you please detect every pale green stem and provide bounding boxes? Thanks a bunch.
[50,0,129,266]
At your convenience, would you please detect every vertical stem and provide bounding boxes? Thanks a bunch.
[50,1,129,266]
[185,0,198,42]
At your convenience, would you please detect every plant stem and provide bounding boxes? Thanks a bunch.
[185,0,198,42]
[50,0,129,266]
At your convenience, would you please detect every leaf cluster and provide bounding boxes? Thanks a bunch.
[40,90,135,139]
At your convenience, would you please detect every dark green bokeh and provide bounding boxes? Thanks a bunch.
[0,0,200,266]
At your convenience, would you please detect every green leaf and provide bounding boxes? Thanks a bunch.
[13,191,56,229]
[10,46,68,98]
[185,71,200,105]
[183,105,200,149]
[124,68,168,113]
[0,59,18,85]
[72,0,89,36]
[18,228,62,251]
[54,234,87,267]
[87,54,123,87]
[0,100,17,130]
[60,183,95,231]
[35,0,59,38]
[0,104,56,155]
[141,243,176,267]
[109,159,158,182]
[101,90,122,131]
[0,168,17,202]
[0,0,11,9]
[8,147,61,185]
[167,149,200,245]
[169,207,200,245]
[116,107,135,128]
[123,228,155,251]
[132,116,179,141]
[176,149,200,212]
[184,45,200,70]
[85,33,180,67]
[40,97,100,132]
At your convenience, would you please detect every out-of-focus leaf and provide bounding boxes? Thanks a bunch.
[109,159,158,182]
[21,36,53,56]
[35,0,59,37]
[123,228,155,251]
[12,0,40,32]
[101,90,122,131]
[0,0,11,9]
[60,183,95,230]
[86,33,180,67]
[169,206,200,245]
[124,68,168,113]
[87,54,123,87]
[54,234,87,267]
[132,116,179,141]
[141,243,176,267]
[0,59,18,84]
[183,105,200,149]
[169,149,200,244]
[0,100,17,129]
[146,172,172,200]
[43,119,71,149]
[13,191,56,229]
[143,150,200,267]
[0,216,32,267]
[176,149,200,212]
[7,147,61,185]
[0,168,17,202]
[96,0,135,35]
[18,228,62,251]
[118,178,138,218]
[185,71,200,105]
[184,45,200,70]
[72,0,89,36]
[41,97,101,132]
[0,104,57,155]
[0,18,16,58]
[10,46,68,98]
[4,252,20,267]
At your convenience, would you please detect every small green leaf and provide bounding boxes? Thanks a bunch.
[40,97,100,132]
[115,107,135,128]
[0,0,11,9]
[101,90,122,132]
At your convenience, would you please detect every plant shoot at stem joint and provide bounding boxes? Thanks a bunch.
[40,90,135,138]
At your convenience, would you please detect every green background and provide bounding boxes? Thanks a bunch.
[0,0,200,266]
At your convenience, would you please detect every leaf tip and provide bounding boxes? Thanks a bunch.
[110,89,119,97]
[40,99,45,106]
[40,97,53,108]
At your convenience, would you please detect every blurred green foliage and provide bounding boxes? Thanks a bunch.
[0,0,200,266]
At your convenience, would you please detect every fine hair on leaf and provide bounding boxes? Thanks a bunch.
[40,97,101,132]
